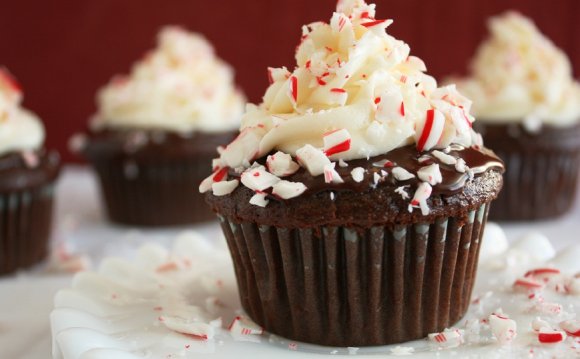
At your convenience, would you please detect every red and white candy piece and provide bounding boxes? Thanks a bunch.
[288,75,298,104]
[249,192,269,207]
[241,166,280,191]
[161,315,219,340]
[212,180,239,196]
[489,313,517,345]
[372,159,395,168]
[392,167,415,181]
[351,167,365,183]
[408,182,432,215]
[560,320,580,337]
[531,317,551,332]
[524,267,561,281]
[221,127,265,168]
[428,328,464,347]
[199,167,229,193]
[229,315,264,336]
[431,150,457,165]
[272,180,307,199]
[375,90,405,123]
[296,144,331,176]
[513,277,545,292]
[266,151,300,177]
[449,106,473,136]
[324,162,344,184]
[323,129,352,157]
[417,164,442,186]
[416,109,445,152]
[328,87,349,106]
[538,328,567,344]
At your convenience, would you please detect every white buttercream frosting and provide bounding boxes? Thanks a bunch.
[454,12,580,126]
[0,68,45,155]
[94,26,245,133]
[229,0,479,163]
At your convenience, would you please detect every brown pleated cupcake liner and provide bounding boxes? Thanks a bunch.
[489,148,580,221]
[0,184,55,275]
[218,203,490,347]
[91,157,214,226]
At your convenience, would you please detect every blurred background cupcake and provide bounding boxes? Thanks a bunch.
[203,0,504,347]
[454,12,580,221]
[0,68,60,275]
[72,26,245,226]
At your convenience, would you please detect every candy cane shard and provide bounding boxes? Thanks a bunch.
[408,182,432,215]
[272,180,307,199]
[538,328,566,344]
[160,315,218,340]
[417,109,445,152]
[531,317,551,332]
[395,186,410,200]
[241,166,280,191]
[229,315,264,336]
[428,328,465,348]
[560,320,580,337]
[249,192,269,207]
[296,144,331,176]
[199,167,230,193]
[288,75,298,104]
[324,162,344,184]
[432,150,457,165]
[455,158,467,173]
[212,179,239,196]
[351,167,365,182]
[323,129,352,156]
[266,151,300,177]
[489,313,517,345]
[392,167,415,181]
[513,277,545,292]
[524,267,561,279]
[417,164,442,185]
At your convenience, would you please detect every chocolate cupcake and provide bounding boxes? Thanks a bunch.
[201,0,504,347]
[72,26,244,226]
[454,12,580,221]
[0,68,60,275]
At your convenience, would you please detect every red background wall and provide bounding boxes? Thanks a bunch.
[1,0,578,162]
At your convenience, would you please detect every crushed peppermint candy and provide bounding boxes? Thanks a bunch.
[392,167,415,181]
[296,144,331,176]
[323,129,352,157]
[351,167,365,182]
[432,150,457,165]
[266,151,300,177]
[428,328,465,348]
[417,164,443,185]
[324,162,344,184]
[272,180,307,199]
[212,180,239,196]
[489,312,517,345]
[560,320,580,337]
[395,186,410,200]
[241,166,280,191]
[537,328,567,344]
[249,192,269,207]
[229,315,264,336]
[408,182,432,215]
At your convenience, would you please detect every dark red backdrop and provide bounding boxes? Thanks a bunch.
[1,0,578,162]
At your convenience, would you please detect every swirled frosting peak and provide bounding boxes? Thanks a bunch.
[94,26,245,133]
[455,12,580,127]
[232,0,479,165]
[0,67,45,155]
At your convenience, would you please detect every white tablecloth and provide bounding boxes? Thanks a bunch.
[1,166,579,359]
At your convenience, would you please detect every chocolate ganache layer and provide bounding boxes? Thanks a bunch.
[0,150,60,193]
[206,145,504,228]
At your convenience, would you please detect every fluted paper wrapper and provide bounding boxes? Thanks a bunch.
[218,204,490,347]
[489,148,580,221]
[0,184,55,275]
[92,157,214,226]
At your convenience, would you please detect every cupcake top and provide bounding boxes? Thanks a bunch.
[93,26,245,133]
[455,12,580,128]
[0,68,45,155]
[201,0,502,215]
